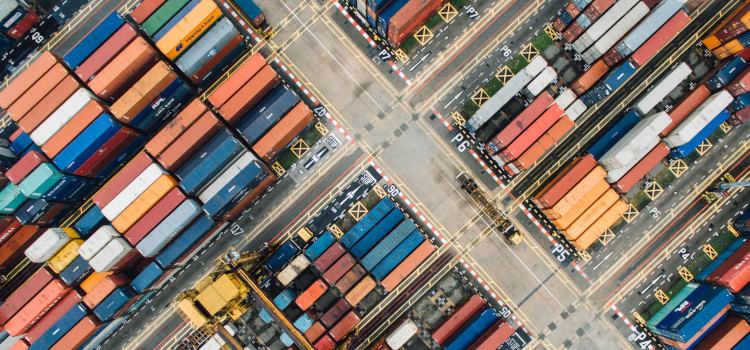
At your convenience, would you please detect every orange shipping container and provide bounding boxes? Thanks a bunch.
[571,200,628,251]
[79,271,113,293]
[156,0,222,59]
[111,175,178,232]
[571,60,609,95]
[694,316,750,350]
[88,37,157,101]
[664,85,710,135]
[19,76,80,134]
[509,143,546,175]
[7,64,68,121]
[110,62,177,123]
[157,112,221,171]
[561,189,619,240]
[41,100,105,158]
[145,99,207,157]
[546,116,574,140]
[532,154,598,209]
[208,53,266,108]
[296,279,328,310]
[82,274,130,309]
[542,166,607,219]
[0,51,59,109]
[218,65,279,124]
[345,276,375,306]
[4,279,71,336]
[8,339,29,350]
[382,241,434,291]
[50,315,102,350]
[305,321,326,343]
[550,180,609,230]
[252,103,314,162]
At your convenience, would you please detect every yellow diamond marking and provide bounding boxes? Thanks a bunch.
[438,3,458,22]
[599,229,615,246]
[622,205,639,223]
[348,202,368,221]
[520,44,539,62]
[678,266,693,282]
[329,224,344,238]
[496,66,514,84]
[720,122,731,133]
[471,88,490,107]
[271,162,286,176]
[697,140,712,155]
[452,111,466,126]
[645,182,663,200]
[414,26,434,45]
[315,121,328,135]
[291,139,310,158]
[669,159,688,178]
[655,289,670,305]
[703,244,718,260]
[544,23,559,40]
[395,48,409,63]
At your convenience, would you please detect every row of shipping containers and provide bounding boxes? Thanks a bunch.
[645,235,750,349]
[0,0,328,348]
[429,294,514,350]
[343,0,446,48]
[262,197,437,350]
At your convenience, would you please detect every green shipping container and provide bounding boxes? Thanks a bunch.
[0,183,27,214]
[18,163,63,198]
[142,0,192,36]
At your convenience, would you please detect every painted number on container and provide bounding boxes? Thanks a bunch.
[552,243,570,263]
[465,6,479,19]
[450,132,470,152]
[230,223,244,236]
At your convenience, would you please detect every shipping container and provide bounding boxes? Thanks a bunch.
[252,103,314,162]
[135,199,201,257]
[345,275,375,306]
[336,264,366,294]
[141,0,189,35]
[63,12,124,69]
[656,286,733,342]
[375,0,407,38]
[92,152,152,208]
[6,151,47,185]
[613,143,669,193]
[0,226,44,269]
[177,132,245,195]
[24,227,77,263]
[382,240,434,291]
[199,153,266,217]
[444,306,500,350]
[277,254,312,286]
[630,10,690,67]
[600,112,671,171]
[218,65,279,124]
[372,230,424,281]
[112,175,177,233]
[154,214,214,268]
[129,0,167,24]
[385,319,418,349]
[0,267,54,325]
[542,167,607,219]
[155,0,223,59]
[699,239,748,282]
[23,290,83,344]
[265,240,299,273]
[157,112,221,171]
[648,283,701,331]
[329,310,360,342]
[110,61,177,125]
[702,4,750,50]
[708,57,749,92]
[176,17,237,76]
[190,33,246,86]
[432,294,485,345]
[82,274,129,309]
[664,85,711,136]
[20,77,80,135]
[152,0,202,42]
[572,0,638,53]
[351,208,403,258]
[273,289,296,310]
[294,313,314,333]
[571,200,628,251]
[615,0,684,59]
[296,279,327,310]
[486,92,553,153]
[693,316,750,349]
[48,239,83,273]
[0,183,26,214]
[74,129,145,180]
[130,261,166,293]
[468,319,514,350]
[362,219,417,270]
[146,99,207,156]
[561,189,618,240]
[4,278,71,336]
[663,91,733,148]
[322,254,355,285]
[341,197,395,247]
[305,321,326,343]
[59,255,93,286]
[101,163,168,220]
[314,334,335,350]
[314,242,345,273]
[387,0,444,48]
[41,100,105,158]
[727,66,750,96]
[0,51,58,109]
[88,37,158,101]
[89,237,137,272]
[93,286,136,321]
[532,154,598,208]
[236,85,299,146]
[30,303,88,350]
[7,63,68,121]
[635,63,692,115]
[497,104,563,163]
[572,61,609,95]
[232,0,265,28]
[207,53,266,108]
[50,315,101,350]
[670,110,731,159]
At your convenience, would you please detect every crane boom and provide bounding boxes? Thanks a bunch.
[718,181,750,190]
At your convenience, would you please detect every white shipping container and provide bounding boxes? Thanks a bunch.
[588,2,650,63]
[89,237,133,272]
[554,89,577,110]
[616,0,684,56]
[0,0,18,23]
[78,225,120,260]
[277,254,311,286]
[30,88,92,145]
[526,66,557,97]
[573,0,639,53]
[386,319,419,350]
[136,199,201,257]
[635,63,692,115]
[101,163,168,220]
[599,112,671,171]
[663,91,733,147]
[357,0,366,16]
[565,100,587,121]
[506,162,520,175]
[198,151,258,203]
[24,227,77,263]
[525,55,548,76]
[199,338,221,350]
[491,154,506,167]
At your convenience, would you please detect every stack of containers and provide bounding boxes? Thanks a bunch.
[0,217,45,270]
[580,0,650,65]
[702,3,750,54]
[562,0,616,43]
[0,0,39,40]
[580,61,637,107]
[490,104,564,163]
[571,0,638,54]
[662,91,733,158]
[552,2,587,33]
[633,63,692,115]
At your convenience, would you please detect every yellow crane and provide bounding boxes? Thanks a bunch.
[457,173,522,245]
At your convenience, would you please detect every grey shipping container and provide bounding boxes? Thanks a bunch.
[135,199,201,257]
[615,0,684,56]
[176,17,239,76]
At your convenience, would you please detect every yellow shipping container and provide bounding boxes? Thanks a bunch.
[561,189,619,241]
[178,299,208,327]
[550,180,609,230]
[48,239,84,273]
[571,200,628,251]
[345,276,376,306]
[112,175,178,233]
[542,166,607,219]
[703,35,721,50]
[196,286,226,316]
[156,0,222,59]
[212,274,240,303]
[80,271,114,293]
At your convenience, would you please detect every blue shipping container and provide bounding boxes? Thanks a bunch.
[237,85,298,145]
[735,210,750,234]
[729,91,750,113]
[670,110,731,159]
[63,12,124,69]
[652,284,713,336]
[196,40,248,87]
[376,0,408,39]
[29,303,88,350]
[156,215,215,268]
[372,229,424,280]
[707,56,748,91]
[177,130,246,195]
[153,0,201,42]
[233,0,264,25]
[202,160,264,217]
[341,197,395,247]
[367,0,392,13]
[137,83,193,133]
[53,114,120,172]
[1,7,28,33]
[351,209,404,258]
[129,78,185,127]
[9,131,32,156]
[697,238,747,281]
[15,198,53,224]
[59,255,93,286]
[211,170,270,219]
[131,261,166,294]
[265,240,299,273]
[274,289,296,310]
[362,220,417,270]
[647,283,700,331]
[656,286,732,342]
[294,313,314,332]
[305,232,335,261]
[444,306,500,350]
[588,110,641,159]
[94,286,137,322]
[603,61,637,93]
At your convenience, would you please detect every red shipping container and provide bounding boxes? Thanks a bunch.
[499,104,563,163]
[532,154,598,208]
[314,242,346,273]
[4,279,71,335]
[50,315,102,350]
[23,290,83,343]
[8,339,29,350]
[296,279,328,310]
[83,274,131,309]
[603,49,624,68]
[218,65,279,124]
[552,18,567,33]
[157,112,221,171]
[730,107,750,125]
[6,151,49,184]
[0,226,45,270]
[329,310,360,342]
[19,76,80,134]
[487,92,554,152]
[336,264,365,294]
[630,10,690,67]
[145,99,207,157]
[7,12,40,40]
[432,294,485,345]
[727,66,750,96]
[468,320,515,350]
[92,152,153,209]
[222,172,276,221]
[7,63,68,122]
[42,100,106,158]
[718,250,750,293]
[509,140,548,174]
[707,243,750,284]
[0,217,21,247]
[129,0,167,24]
[571,60,609,95]
[641,0,659,9]
[320,299,351,328]
[665,85,711,135]
[382,241,434,292]
[252,103,314,162]
[191,34,243,83]
[694,316,750,350]
[124,187,186,245]
[76,25,138,82]
[563,21,584,43]
[387,0,443,48]
[0,51,58,109]
[0,267,54,325]
[74,127,141,178]
[613,143,669,194]
[208,53,267,108]
[314,334,335,350]
[88,37,158,101]
[322,254,356,285]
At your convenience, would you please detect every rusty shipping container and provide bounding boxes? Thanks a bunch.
[252,103,314,162]
[387,0,443,48]
[0,52,59,109]
[314,242,346,272]
[693,316,750,349]
[432,294,485,345]
[82,274,130,309]
[0,267,54,324]
[0,226,45,270]
[571,60,609,95]
[320,298,350,328]
[207,53,266,108]
[532,154,597,208]
[156,112,222,171]
[305,321,326,343]
[146,99,207,157]
[335,264,366,294]
[88,37,158,101]
[498,104,564,163]
[322,253,356,285]
[218,65,279,124]
[328,310,361,342]
[23,290,83,344]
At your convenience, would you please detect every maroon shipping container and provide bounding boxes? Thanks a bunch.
[707,242,750,284]
[7,63,68,122]
[328,310,360,342]
[563,22,584,43]
[336,264,365,294]
[74,128,141,178]
[157,112,221,171]
[487,92,554,152]
[603,48,625,68]
[713,4,750,43]
[727,66,750,97]
[387,0,443,48]
[35,203,71,226]
[92,152,153,208]
[129,0,167,24]
[23,290,83,343]
[320,298,351,328]
[124,187,186,245]
[552,18,568,34]
[613,143,669,194]
[565,2,580,16]
[4,279,71,336]
[0,267,54,325]
[314,242,346,273]
[717,249,750,293]
[630,10,690,67]
[76,25,137,82]
[694,316,750,350]
[221,172,276,221]
[111,247,143,271]
[498,104,563,163]
[641,0,659,9]
[322,254,356,285]
[6,151,49,184]
[730,107,750,125]
[0,217,21,247]
[7,12,40,40]
[532,154,597,208]
[191,34,243,83]
[0,225,45,270]
[468,320,515,350]
[431,294,485,345]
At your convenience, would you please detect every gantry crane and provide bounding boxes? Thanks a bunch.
[456,173,522,245]
[703,174,750,203]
